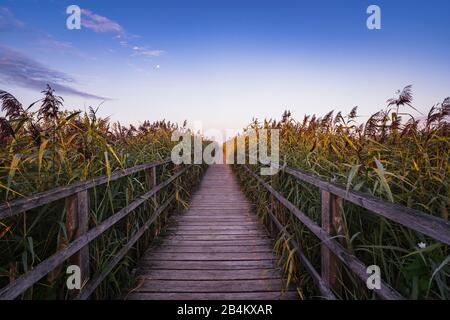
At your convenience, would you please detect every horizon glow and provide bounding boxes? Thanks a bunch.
[1,0,449,132]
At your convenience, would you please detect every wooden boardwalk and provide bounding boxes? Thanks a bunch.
[2,158,447,300]
[126,164,297,300]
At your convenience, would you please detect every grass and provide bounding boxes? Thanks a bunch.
[0,86,205,299]
[232,86,449,299]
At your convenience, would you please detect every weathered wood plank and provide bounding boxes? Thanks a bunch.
[168,223,264,229]
[167,226,264,231]
[69,190,90,297]
[136,269,281,280]
[180,214,255,218]
[163,234,270,241]
[151,245,273,254]
[140,259,278,270]
[126,291,297,300]
[146,166,158,208]
[162,239,273,247]
[166,230,266,236]
[321,190,344,295]
[171,222,261,227]
[180,214,254,219]
[145,252,276,261]
[133,279,288,293]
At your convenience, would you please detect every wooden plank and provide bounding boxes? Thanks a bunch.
[166,230,266,236]
[190,204,251,207]
[178,218,257,221]
[173,217,259,221]
[167,226,264,231]
[47,193,78,284]
[168,224,264,229]
[145,252,276,261]
[190,202,251,205]
[321,191,345,295]
[269,171,279,236]
[146,166,157,208]
[0,158,171,219]
[126,291,297,300]
[189,205,248,207]
[174,215,256,219]
[173,222,261,227]
[187,208,252,210]
[171,222,261,227]
[162,239,273,247]
[133,279,287,292]
[163,234,270,241]
[147,166,157,188]
[151,245,273,254]
[70,190,90,297]
[136,269,281,280]
[140,259,278,270]
[180,214,255,218]
[183,213,255,217]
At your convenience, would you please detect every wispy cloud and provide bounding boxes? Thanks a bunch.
[79,8,165,58]
[0,7,25,31]
[81,9,125,35]
[1,7,89,60]
[132,46,165,58]
[35,34,74,51]
[34,35,95,60]
[0,46,108,100]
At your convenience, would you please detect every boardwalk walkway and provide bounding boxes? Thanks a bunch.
[126,164,297,300]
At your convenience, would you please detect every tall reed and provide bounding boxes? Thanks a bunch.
[233,86,449,299]
[0,86,204,299]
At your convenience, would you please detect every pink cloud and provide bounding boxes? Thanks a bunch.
[81,9,124,34]
[79,9,165,58]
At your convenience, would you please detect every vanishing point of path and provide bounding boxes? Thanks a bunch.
[126,164,297,300]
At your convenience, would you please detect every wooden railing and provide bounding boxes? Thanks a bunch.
[0,158,191,300]
[241,162,450,300]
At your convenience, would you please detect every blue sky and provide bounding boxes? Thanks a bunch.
[1,0,449,132]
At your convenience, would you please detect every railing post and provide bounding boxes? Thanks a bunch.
[269,173,279,236]
[136,166,157,254]
[47,191,89,294]
[66,190,90,297]
[146,166,157,208]
[174,164,181,210]
[321,190,345,295]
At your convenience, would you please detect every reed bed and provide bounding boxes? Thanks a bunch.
[233,86,449,299]
[0,86,204,299]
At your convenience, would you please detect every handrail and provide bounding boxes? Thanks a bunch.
[270,162,450,246]
[0,160,189,300]
[265,205,337,300]
[76,194,176,300]
[243,165,404,300]
[0,158,172,219]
